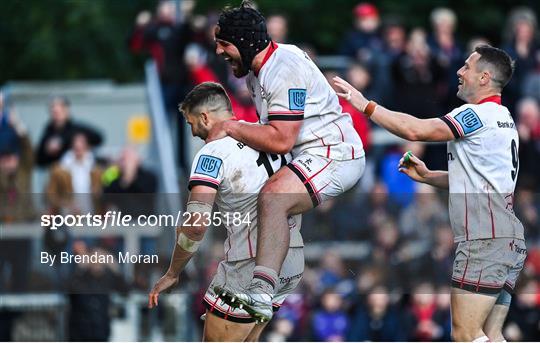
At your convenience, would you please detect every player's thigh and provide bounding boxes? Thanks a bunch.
[259,163,313,215]
[270,154,364,212]
[245,322,269,342]
[203,310,255,342]
[451,287,497,334]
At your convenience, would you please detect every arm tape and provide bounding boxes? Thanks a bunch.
[186,200,213,214]
[177,232,201,253]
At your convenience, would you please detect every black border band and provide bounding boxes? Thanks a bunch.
[188,180,219,191]
[451,279,503,295]
[286,164,319,207]
[440,116,460,139]
[268,115,304,121]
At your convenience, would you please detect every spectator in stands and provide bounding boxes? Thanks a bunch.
[382,17,407,62]
[266,317,295,342]
[522,55,540,103]
[502,7,540,112]
[391,28,445,119]
[354,181,400,241]
[271,294,310,340]
[317,250,354,296]
[311,290,349,341]
[503,278,540,341]
[68,240,127,341]
[379,16,407,107]
[434,287,452,341]
[102,146,157,215]
[46,132,102,214]
[0,99,33,293]
[466,37,491,54]
[404,282,447,341]
[428,8,463,109]
[0,96,34,222]
[36,96,103,168]
[424,225,454,286]
[517,97,540,190]
[341,3,390,105]
[347,286,406,341]
[191,14,233,90]
[184,43,221,85]
[391,30,448,170]
[128,0,195,112]
[340,3,383,60]
[369,220,402,277]
[514,186,540,241]
[267,14,289,43]
[379,142,423,207]
[399,183,448,245]
[230,83,258,123]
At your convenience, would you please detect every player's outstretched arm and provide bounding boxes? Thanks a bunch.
[398,151,449,189]
[333,76,454,142]
[148,187,217,308]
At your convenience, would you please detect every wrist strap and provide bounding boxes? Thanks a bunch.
[363,100,378,117]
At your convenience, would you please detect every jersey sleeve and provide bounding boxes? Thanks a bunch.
[439,105,485,139]
[188,146,225,191]
[265,62,307,122]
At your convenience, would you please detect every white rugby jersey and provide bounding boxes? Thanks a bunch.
[440,96,524,242]
[188,136,303,262]
[246,42,364,160]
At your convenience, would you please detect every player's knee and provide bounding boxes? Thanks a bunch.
[258,182,289,212]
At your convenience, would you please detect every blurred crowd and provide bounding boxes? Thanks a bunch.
[1,0,540,341]
[125,2,540,340]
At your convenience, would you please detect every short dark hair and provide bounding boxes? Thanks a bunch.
[474,45,515,90]
[179,82,232,116]
[49,95,70,107]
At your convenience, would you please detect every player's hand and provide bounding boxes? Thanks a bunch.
[206,120,232,143]
[332,76,369,113]
[148,272,179,309]
[398,151,430,182]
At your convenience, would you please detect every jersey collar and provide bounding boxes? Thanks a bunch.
[477,95,501,105]
[254,41,278,77]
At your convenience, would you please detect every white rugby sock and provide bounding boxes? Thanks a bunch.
[472,335,490,342]
[252,265,278,293]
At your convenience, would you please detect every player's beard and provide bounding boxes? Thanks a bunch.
[225,54,248,78]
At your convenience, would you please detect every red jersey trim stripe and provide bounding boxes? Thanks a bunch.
[332,122,345,142]
[291,162,322,204]
[247,228,254,258]
[488,192,496,238]
[451,278,504,288]
[464,182,469,240]
[190,176,220,186]
[268,110,304,114]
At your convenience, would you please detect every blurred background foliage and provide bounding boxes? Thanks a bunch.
[1,0,538,84]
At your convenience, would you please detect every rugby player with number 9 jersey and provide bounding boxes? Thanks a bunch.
[335,45,526,342]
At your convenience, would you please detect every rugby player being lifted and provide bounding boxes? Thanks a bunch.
[209,1,366,323]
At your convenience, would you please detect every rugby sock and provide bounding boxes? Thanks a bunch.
[472,335,490,342]
[252,266,278,294]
